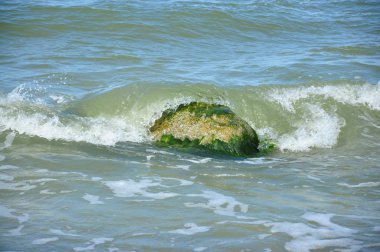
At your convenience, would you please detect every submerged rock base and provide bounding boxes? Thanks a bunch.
[149,102,259,157]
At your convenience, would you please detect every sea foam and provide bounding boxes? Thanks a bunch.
[277,104,345,151]
[265,212,362,252]
[185,190,248,217]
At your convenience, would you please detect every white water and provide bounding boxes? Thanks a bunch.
[1,83,379,152]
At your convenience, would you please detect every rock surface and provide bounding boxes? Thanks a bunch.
[149,102,259,156]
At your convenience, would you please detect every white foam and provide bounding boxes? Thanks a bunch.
[168,223,210,235]
[74,238,113,252]
[258,234,272,240]
[0,174,14,181]
[0,181,36,191]
[337,182,380,188]
[0,94,146,145]
[0,165,18,170]
[49,94,71,104]
[236,157,282,165]
[268,84,380,112]
[194,247,207,252]
[277,105,345,151]
[74,244,95,251]
[92,238,114,245]
[49,229,80,236]
[83,194,104,204]
[213,173,246,177]
[104,178,178,199]
[0,205,29,224]
[167,164,190,171]
[183,158,212,164]
[1,132,16,150]
[40,189,56,195]
[146,149,175,155]
[32,237,59,245]
[185,190,248,217]
[265,212,362,252]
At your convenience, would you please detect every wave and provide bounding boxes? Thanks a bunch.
[0,81,379,152]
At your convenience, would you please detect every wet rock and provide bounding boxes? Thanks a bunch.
[149,102,259,156]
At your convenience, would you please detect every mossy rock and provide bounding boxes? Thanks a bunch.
[149,102,259,156]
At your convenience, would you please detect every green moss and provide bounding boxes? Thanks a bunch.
[158,134,200,148]
[204,130,259,157]
[151,102,261,157]
[157,131,259,157]
[176,102,233,117]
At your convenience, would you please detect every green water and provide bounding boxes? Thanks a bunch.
[1,0,380,251]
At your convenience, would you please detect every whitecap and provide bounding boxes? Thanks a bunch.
[0,108,146,146]
[267,84,380,112]
[277,104,345,152]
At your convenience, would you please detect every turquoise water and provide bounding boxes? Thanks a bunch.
[1,0,380,251]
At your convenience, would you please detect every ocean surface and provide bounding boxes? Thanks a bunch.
[1,0,380,251]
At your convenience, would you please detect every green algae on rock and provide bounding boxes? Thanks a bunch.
[149,102,259,156]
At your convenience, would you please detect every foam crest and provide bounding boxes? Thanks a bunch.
[268,84,380,112]
[277,105,345,151]
[0,108,146,146]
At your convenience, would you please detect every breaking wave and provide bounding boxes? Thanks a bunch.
[0,81,379,152]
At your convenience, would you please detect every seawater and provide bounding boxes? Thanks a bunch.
[1,0,380,251]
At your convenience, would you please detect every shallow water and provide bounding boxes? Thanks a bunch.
[1,0,380,251]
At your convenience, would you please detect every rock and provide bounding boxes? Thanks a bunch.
[149,102,259,156]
